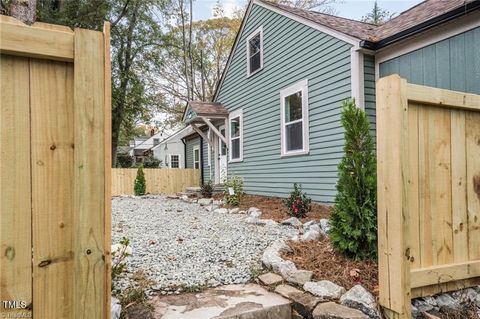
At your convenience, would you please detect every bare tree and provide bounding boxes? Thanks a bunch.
[10,0,37,24]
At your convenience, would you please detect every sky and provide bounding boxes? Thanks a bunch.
[192,0,424,21]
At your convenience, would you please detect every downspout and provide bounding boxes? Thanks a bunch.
[182,138,187,169]
[200,138,204,185]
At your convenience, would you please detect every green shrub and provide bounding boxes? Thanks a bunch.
[283,183,311,218]
[329,99,377,260]
[134,165,146,196]
[143,154,161,168]
[116,152,134,168]
[224,176,244,206]
[201,180,214,198]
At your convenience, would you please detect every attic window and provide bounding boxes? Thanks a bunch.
[246,26,263,77]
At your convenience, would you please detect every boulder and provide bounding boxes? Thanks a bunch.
[287,270,313,286]
[339,285,381,318]
[261,248,283,268]
[412,296,438,314]
[300,230,321,241]
[250,210,262,218]
[435,293,458,310]
[281,217,302,227]
[313,302,368,319]
[198,198,212,206]
[304,281,346,300]
[273,260,297,278]
[302,220,317,231]
[290,292,322,318]
[258,273,283,286]
[274,284,303,299]
[111,297,121,319]
[319,219,330,235]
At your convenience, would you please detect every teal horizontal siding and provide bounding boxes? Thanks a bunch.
[379,27,480,95]
[185,137,200,169]
[215,4,353,203]
[363,54,376,136]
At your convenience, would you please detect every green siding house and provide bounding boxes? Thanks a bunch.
[182,0,480,203]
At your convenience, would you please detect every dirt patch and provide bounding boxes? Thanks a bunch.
[218,194,332,222]
[281,237,379,294]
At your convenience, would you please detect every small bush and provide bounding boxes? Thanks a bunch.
[201,180,214,198]
[329,99,377,260]
[111,237,131,291]
[134,165,146,196]
[116,152,134,168]
[143,154,161,168]
[283,183,311,218]
[224,176,244,206]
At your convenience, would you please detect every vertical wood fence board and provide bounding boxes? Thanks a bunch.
[103,22,112,317]
[0,55,32,317]
[378,75,480,316]
[73,28,106,319]
[30,59,75,318]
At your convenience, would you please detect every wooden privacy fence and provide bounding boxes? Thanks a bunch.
[112,168,201,195]
[0,16,111,319]
[377,75,480,319]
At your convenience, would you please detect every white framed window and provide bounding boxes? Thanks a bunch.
[169,154,180,168]
[229,109,243,162]
[280,79,310,157]
[246,26,263,77]
[207,129,211,166]
[193,145,200,169]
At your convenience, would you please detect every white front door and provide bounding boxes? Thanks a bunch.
[218,125,228,183]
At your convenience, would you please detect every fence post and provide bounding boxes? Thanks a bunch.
[376,75,411,319]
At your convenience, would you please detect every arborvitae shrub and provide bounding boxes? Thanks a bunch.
[134,165,146,196]
[329,99,377,260]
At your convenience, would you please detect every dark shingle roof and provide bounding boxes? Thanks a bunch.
[187,101,228,115]
[257,0,477,43]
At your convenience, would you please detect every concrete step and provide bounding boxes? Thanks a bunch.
[151,284,291,319]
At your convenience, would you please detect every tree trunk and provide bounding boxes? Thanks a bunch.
[10,0,36,24]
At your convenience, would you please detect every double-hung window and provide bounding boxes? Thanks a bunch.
[229,109,243,162]
[246,27,263,76]
[193,146,200,169]
[170,154,180,168]
[280,79,309,156]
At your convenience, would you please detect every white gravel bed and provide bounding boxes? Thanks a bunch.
[111,195,297,294]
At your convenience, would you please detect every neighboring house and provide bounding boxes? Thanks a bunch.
[183,0,480,203]
[151,126,193,168]
[130,132,165,164]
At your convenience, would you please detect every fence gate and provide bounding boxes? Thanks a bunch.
[376,74,480,319]
[0,16,111,318]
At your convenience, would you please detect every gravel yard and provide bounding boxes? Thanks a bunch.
[112,196,298,294]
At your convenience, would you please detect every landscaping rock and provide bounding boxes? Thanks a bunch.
[245,216,258,224]
[302,220,317,230]
[313,302,368,319]
[229,208,240,214]
[300,229,321,241]
[213,208,228,214]
[258,273,283,286]
[435,293,458,310]
[282,217,302,227]
[198,198,212,206]
[287,270,313,286]
[250,210,262,218]
[292,309,304,319]
[274,284,303,299]
[257,219,278,227]
[248,207,260,213]
[290,292,322,318]
[319,219,330,235]
[304,281,346,300]
[213,200,223,205]
[452,288,477,304]
[340,285,381,318]
[273,260,297,278]
[111,297,121,319]
[412,296,439,314]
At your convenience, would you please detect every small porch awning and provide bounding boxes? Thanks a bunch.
[182,101,229,146]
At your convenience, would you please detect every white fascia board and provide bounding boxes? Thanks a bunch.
[350,47,365,110]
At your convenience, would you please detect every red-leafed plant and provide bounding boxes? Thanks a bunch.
[283,183,311,218]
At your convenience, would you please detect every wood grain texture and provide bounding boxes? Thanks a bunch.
[111,168,201,195]
[407,83,480,111]
[30,58,74,319]
[466,111,480,260]
[0,54,32,317]
[73,28,106,319]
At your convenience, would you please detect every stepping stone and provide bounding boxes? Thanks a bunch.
[287,270,313,286]
[313,302,368,319]
[152,284,291,319]
[274,284,302,299]
[258,273,283,286]
[290,292,322,318]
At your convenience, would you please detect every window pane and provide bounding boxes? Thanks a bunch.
[194,162,200,169]
[194,149,199,161]
[249,34,261,56]
[249,53,261,74]
[286,121,303,151]
[284,91,302,122]
[171,155,179,168]
[220,128,227,156]
[231,117,240,138]
[231,139,240,159]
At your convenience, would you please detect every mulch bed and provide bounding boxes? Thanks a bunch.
[281,236,379,295]
[218,194,332,222]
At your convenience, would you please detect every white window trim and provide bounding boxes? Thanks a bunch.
[280,79,310,157]
[228,109,243,163]
[193,145,200,169]
[246,26,264,78]
[169,154,181,169]
[207,129,211,166]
